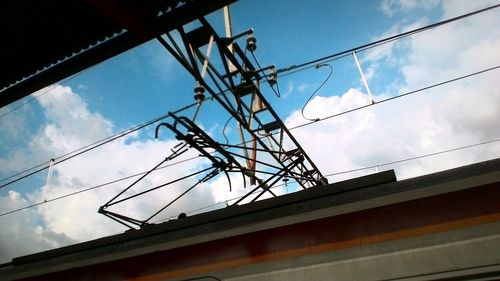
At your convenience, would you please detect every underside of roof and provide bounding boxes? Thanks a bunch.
[0,0,235,108]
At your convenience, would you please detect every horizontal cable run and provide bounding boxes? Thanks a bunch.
[155,136,500,222]
[1,5,499,217]
[2,136,499,218]
[288,65,500,131]
[2,4,496,189]
[276,3,500,77]
[0,103,199,189]
[1,63,498,216]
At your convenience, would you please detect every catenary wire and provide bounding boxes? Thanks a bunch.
[0,63,102,120]
[2,3,494,121]
[2,4,496,187]
[289,65,500,131]
[0,115,168,189]
[1,63,497,211]
[1,6,499,210]
[0,90,221,187]
[1,56,497,194]
[301,64,333,121]
[276,3,500,77]
[2,135,499,218]
[323,137,500,177]
[152,135,500,222]
[0,102,199,189]
[249,51,281,97]
[0,155,199,217]
[0,85,56,120]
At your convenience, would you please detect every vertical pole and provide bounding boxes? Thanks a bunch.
[247,80,262,185]
[200,35,214,79]
[46,159,55,187]
[353,51,375,104]
[224,4,255,185]
[223,6,237,73]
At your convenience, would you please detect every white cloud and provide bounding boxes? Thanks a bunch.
[0,191,75,263]
[32,85,113,156]
[2,0,500,266]
[380,0,440,16]
[286,82,500,182]
[364,19,427,64]
[0,85,220,261]
[286,1,500,181]
[297,83,308,93]
[441,0,500,18]
[283,80,296,98]
[0,104,37,174]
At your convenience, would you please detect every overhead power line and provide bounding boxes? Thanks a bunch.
[0,114,167,189]
[288,65,500,131]
[0,155,198,217]
[0,105,196,189]
[2,136,499,218]
[3,59,497,206]
[1,4,498,191]
[301,63,333,121]
[0,64,103,120]
[157,136,500,222]
[276,3,500,77]
[1,62,497,192]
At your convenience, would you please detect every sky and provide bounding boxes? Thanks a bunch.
[1,0,500,263]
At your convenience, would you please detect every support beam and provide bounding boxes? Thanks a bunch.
[0,0,236,109]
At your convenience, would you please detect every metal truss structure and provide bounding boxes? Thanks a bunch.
[99,12,327,229]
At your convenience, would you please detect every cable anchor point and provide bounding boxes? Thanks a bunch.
[268,67,277,86]
[246,34,257,52]
[193,81,205,104]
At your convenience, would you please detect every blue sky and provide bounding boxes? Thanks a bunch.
[1,0,500,263]
[41,0,439,129]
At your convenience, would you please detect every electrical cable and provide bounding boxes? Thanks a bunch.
[323,137,500,177]
[222,115,233,144]
[0,155,199,218]
[249,51,281,97]
[151,135,500,222]
[0,160,51,184]
[0,101,199,189]
[276,3,500,77]
[0,87,223,187]
[0,88,51,120]
[300,64,333,121]
[1,62,497,212]
[1,62,497,210]
[0,114,167,189]
[0,63,101,120]
[2,4,495,187]
[173,65,500,215]
[1,5,499,215]
[289,64,500,131]
[2,135,499,219]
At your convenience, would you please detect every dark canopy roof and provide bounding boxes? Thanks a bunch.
[0,0,235,108]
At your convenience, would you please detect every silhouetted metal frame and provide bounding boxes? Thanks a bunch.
[99,112,281,228]
[0,0,237,108]
[99,15,327,229]
[157,18,327,188]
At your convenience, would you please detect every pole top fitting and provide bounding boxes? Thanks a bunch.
[193,83,205,103]
[246,34,257,52]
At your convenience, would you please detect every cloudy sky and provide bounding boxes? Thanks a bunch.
[1,0,500,263]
